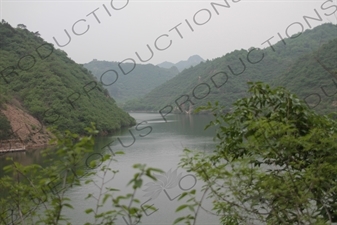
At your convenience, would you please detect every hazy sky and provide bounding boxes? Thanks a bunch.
[1,0,337,65]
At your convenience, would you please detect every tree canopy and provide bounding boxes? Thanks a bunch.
[178,82,337,224]
[1,83,337,224]
[0,22,135,135]
[124,23,337,115]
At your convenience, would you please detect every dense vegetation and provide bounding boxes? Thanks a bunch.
[273,38,337,115]
[1,83,336,225]
[124,23,337,114]
[0,111,11,140]
[83,60,179,103]
[0,125,162,225]
[0,21,135,135]
[178,83,337,224]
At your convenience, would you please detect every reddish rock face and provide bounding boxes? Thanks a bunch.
[1,103,53,151]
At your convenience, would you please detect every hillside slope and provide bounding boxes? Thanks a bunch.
[124,23,337,114]
[0,21,135,139]
[272,38,337,114]
[83,60,179,103]
[1,102,53,150]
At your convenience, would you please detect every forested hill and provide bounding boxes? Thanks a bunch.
[124,23,337,114]
[0,21,135,140]
[272,37,337,115]
[83,60,179,103]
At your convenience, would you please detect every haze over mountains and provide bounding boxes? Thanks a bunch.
[83,60,179,104]
[157,55,205,72]
[83,55,205,104]
[124,23,337,115]
[1,21,336,147]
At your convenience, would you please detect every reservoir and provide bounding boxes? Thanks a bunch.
[0,113,221,225]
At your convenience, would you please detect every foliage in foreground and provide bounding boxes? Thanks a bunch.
[0,124,162,225]
[1,82,337,225]
[178,82,337,224]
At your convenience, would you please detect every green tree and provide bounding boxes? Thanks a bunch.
[0,124,162,225]
[0,22,136,135]
[2,83,337,225]
[17,24,27,29]
[0,112,11,140]
[178,82,337,224]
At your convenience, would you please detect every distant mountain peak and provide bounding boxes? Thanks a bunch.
[188,55,204,61]
[157,55,205,72]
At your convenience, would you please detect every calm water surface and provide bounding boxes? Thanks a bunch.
[0,113,221,225]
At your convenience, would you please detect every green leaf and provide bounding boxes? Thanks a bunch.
[178,192,188,200]
[85,208,94,214]
[134,179,143,189]
[63,203,74,209]
[176,204,188,212]
[173,217,185,225]
[115,151,125,155]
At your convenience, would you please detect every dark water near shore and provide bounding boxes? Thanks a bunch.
[0,113,220,225]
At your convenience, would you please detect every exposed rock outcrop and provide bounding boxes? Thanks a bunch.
[0,103,52,151]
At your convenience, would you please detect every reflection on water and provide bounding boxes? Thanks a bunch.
[0,113,220,225]
[0,149,44,178]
